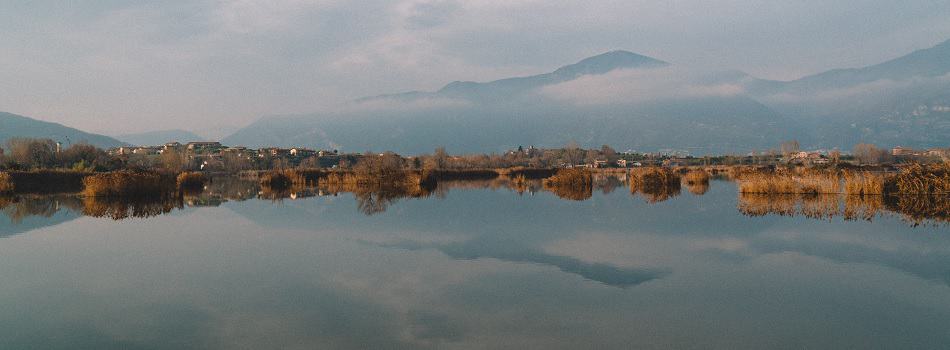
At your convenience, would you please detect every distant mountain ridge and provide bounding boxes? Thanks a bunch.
[116,129,206,146]
[0,112,126,149]
[169,39,950,153]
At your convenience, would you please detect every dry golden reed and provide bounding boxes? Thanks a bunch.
[0,172,12,194]
[82,171,175,197]
[543,168,593,200]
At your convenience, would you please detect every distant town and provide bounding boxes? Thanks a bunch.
[101,140,950,172]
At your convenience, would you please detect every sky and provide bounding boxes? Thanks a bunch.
[2,0,950,138]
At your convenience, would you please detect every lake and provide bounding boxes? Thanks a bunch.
[1,177,948,349]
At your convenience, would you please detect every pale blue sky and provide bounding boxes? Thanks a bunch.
[2,0,949,136]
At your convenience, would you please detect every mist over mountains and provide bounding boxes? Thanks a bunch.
[4,40,949,155]
[224,39,950,154]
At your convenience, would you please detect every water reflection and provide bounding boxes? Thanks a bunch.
[1,175,946,226]
[2,176,950,348]
[738,193,950,225]
[376,239,668,288]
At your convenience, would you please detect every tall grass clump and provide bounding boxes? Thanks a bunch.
[0,172,12,194]
[843,171,884,195]
[82,171,175,197]
[885,162,950,195]
[683,170,711,195]
[176,172,206,191]
[737,169,839,194]
[543,168,593,200]
[630,167,681,202]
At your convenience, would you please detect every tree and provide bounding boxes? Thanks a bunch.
[829,149,841,164]
[563,141,584,167]
[431,147,448,170]
[6,138,57,169]
[160,149,185,171]
[853,143,883,164]
[780,140,800,156]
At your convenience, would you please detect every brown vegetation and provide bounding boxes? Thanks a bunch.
[630,167,681,202]
[0,172,12,194]
[82,196,181,220]
[885,162,950,195]
[543,168,593,200]
[737,168,839,194]
[82,171,175,197]
[4,170,89,194]
[176,172,206,190]
[683,170,711,195]
[842,171,885,195]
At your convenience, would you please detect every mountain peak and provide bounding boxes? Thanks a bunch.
[553,50,669,77]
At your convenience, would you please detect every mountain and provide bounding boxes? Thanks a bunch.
[116,129,206,146]
[226,50,793,154]
[0,112,126,149]
[226,40,950,154]
[746,39,950,149]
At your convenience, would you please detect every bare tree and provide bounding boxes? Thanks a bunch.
[563,141,584,167]
[780,140,800,156]
[853,143,882,164]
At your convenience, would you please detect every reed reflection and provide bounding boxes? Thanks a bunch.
[738,192,949,225]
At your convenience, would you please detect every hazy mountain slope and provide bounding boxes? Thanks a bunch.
[225,51,791,154]
[116,129,205,146]
[0,112,126,149]
[748,39,950,149]
[227,40,950,153]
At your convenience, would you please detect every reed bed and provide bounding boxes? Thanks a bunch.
[82,171,176,197]
[543,168,593,200]
[843,171,885,195]
[259,169,298,189]
[737,169,839,194]
[683,170,711,195]
[176,172,207,190]
[423,169,499,181]
[630,167,681,202]
[0,172,12,194]
[498,167,558,180]
[885,162,950,195]
[683,170,711,185]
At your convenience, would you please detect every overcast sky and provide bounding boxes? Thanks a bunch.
[2,0,949,137]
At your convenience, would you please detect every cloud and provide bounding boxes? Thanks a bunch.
[0,0,948,134]
[539,67,746,105]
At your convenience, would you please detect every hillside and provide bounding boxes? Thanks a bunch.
[0,112,126,149]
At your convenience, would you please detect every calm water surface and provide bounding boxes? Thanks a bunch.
[1,179,949,349]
